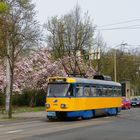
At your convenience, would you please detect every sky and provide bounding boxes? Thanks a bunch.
[32,0,140,49]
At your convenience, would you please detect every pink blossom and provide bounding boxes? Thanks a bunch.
[0,48,96,92]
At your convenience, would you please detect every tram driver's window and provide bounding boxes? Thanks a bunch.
[76,85,83,97]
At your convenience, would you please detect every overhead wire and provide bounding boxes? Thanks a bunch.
[97,18,140,31]
[98,26,140,31]
[98,18,140,27]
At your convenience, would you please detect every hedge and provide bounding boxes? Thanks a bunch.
[12,89,46,107]
[0,89,46,107]
[0,92,5,107]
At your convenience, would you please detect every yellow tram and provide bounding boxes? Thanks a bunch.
[46,77,122,120]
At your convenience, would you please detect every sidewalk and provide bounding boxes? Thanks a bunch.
[0,111,46,122]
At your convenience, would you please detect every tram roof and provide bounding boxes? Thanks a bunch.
[48,77,121,87]
[72,77,121,86]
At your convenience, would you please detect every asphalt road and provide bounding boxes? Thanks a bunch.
[0,108,140,140]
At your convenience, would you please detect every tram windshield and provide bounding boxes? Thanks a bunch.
[47,83,70,97]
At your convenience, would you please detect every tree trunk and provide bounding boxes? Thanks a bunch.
[5,40,13,118]
[5,55,12,118]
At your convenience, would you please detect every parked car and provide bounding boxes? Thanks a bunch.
[121,97,131,109]
[131,98,140,107]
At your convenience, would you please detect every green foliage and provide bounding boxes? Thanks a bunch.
[12,93,30,106]
[12,106,45,113]
[100,49,140,95]
[0,2,8,13]
[0,0,42,118]
[12,89,46,107]
[0,92,5,107]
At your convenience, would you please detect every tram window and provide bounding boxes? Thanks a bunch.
[76,85,83,97]
[91,86,96,96]
[114,87,120,96]
[113,88,116,96]
[96,86,102,96]
[116,88,121,96]
[84,86,91,97]
[67,84,74,96]
[118,89,122,96]
[47,83,70,97]
[108,87,113,96]
[103,87,108,96]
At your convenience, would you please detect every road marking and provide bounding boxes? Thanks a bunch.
[44,120,110,134]
[6,129,24,134]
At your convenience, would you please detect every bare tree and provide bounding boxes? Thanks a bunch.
[46,5,95,76]
[0,0,41,118]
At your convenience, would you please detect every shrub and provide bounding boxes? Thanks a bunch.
[12,89,46,107]
[0,92,5,107]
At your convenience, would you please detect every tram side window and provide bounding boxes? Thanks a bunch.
[108,87,113,96]
[113,88,116,96]
[76,85,83,97]
[96,86,102,96]
[117,87,121,96]
[118,88,122,96]
[103,87,108,96]
[114,87,120,96]
[84,86,91,97]
[91,86,97,96]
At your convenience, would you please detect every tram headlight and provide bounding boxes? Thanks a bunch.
[46,103,50,108]
[60,104,67,108]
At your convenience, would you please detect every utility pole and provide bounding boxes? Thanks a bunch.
[113,43,127,82]
[114,49,117,82]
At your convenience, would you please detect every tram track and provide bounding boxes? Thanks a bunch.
[0,117,109,140]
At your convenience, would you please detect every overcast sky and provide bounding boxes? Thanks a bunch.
[32,0,140,48]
